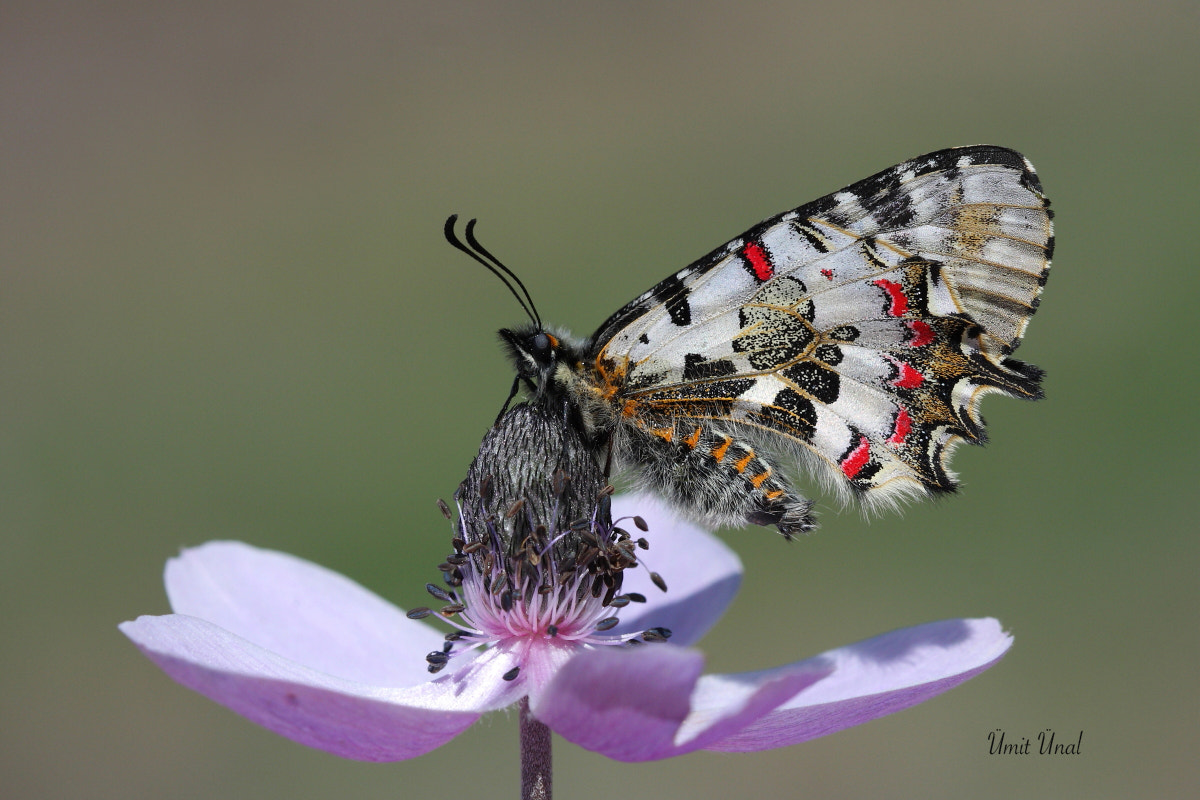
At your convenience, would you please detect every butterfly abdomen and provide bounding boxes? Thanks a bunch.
[615,418,816,539]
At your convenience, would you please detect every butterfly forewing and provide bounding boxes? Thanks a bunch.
[587,146,1051,509]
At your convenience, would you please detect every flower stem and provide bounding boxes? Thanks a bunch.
[519,697,552,800]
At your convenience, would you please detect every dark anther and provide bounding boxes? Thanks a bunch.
[625,592,647,603]
[547,624,558,637]
[505,499,525,518]
[500,589,514,612]
[463,541,486,554]
[438,499,453,520]
[440,604,465,616]
[427,662,447,674]
[577,547,598,571]
[641,627,672,642]
[637,537,649,550]
[502,666,521,682]
[595,617,619,631]
[610,596,631,608]
[406,608,432,620]
[632,515,648,532]
[491,570,507,592]
[447,553,469,565]
[650,572,668,592]
[442,641,454,653]
[451,536,465,551]
[426,583,454,602]
[426,651,450,666]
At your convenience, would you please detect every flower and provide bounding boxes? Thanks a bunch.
[120,492,1012,763]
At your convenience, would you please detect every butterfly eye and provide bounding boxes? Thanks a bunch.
[531,332,554,361]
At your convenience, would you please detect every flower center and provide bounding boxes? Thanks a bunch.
[408,488,671,679]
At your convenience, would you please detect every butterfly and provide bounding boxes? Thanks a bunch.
[446,145,1053,538]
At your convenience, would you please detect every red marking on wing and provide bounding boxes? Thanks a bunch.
[892,361,924,389]
[888,406,912,446]
[841,436,872,480]
[743,241,774,281]
[820,268,834,280]
[906,319,934,347]
[873,279,909,317]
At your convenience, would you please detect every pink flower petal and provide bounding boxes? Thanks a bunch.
[165,541,441,686]
[529,645,831,762]
[120,612,531,761]
[705,617,1013,752]
[609,494,742,646]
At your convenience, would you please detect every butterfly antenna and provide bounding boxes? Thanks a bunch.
[463,218,543,330]
[444,215,540,328]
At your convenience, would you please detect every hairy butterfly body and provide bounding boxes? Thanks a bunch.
[459,145,1052,539]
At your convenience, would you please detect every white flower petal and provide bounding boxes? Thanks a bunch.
[120,614,503,761]
[165,541,441,686]
[706,617,1013,752]
[530,645,829,761]
[610,494,742,646]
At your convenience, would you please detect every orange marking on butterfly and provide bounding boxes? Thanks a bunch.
[711,436,733,462]
[749,471,771,488]
[593,356,629,403]
[683,427,702,449]
[649,427,674,443]
[733,451,755,473]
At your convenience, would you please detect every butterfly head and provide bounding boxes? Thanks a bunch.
[499,324,587,395]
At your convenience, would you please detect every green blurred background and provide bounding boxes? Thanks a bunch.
[4,2,1197,798]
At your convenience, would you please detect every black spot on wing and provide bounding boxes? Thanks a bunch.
[753,388,817,441]
[791,222,829,254]
[626,369,668,392]
[681,377,755,401]
[851,168,900,201]
[782,361,840,404]
[870,187,916,229]
[652,275,691,327]
[683,353,737,382]
[642,378,757,420]
[813,343,844,366]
